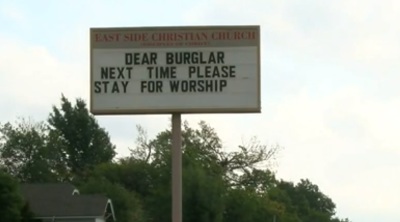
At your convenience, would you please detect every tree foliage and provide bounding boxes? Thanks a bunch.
[0,95,116,182]
[0,118,60,182]
[0,170,23,221]
[48,95,116,180]
[0,95,351,222]
[78,177,144,222]
[0,170,35,222]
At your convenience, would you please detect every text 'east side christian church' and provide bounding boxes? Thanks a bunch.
[93,51,237,94]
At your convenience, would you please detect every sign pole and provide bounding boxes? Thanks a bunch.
[171,113,182,222]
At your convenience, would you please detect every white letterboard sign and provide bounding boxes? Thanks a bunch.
[90,26,261,114]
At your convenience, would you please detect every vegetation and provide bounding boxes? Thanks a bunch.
[0,95,351,222]
[0,170,35,222]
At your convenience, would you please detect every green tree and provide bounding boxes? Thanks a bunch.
[269,179,341,222]
[296,179,336,216]
[182,162,225,222]
[224,188,254,222]
[78,177,145,222]
[268,180,307,221]
[236,168,277,193]
[86,158,170,222]
[126,121,281,222]
[90,158,158,199]
[0,170,35,222]
[0,170,23,221]
[47,95,116,180]
[118,121,349,222]
[0,118,61,182]
[131,121,281,186]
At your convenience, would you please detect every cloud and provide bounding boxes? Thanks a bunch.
[184,0,400,74]
[329,163,400,221]
[0,2,26,25]
[0,35,88,121]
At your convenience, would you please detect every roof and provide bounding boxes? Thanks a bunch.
[20,183,115,220]
[20,183,79,200]
[26,194,110,217]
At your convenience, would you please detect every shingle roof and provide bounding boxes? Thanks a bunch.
[20,183,112,218]
[20,183,78,200]
[27,194,109,217]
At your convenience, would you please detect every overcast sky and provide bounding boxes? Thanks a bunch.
[1,0,399,221]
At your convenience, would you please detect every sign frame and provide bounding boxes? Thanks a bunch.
[89,25,261,115]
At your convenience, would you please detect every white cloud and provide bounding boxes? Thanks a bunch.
[184,0,400,75]
[0,3,26,25]
[330,164,400,219]
[0,35,88,121]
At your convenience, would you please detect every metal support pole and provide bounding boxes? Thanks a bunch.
[172,113,182,222]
